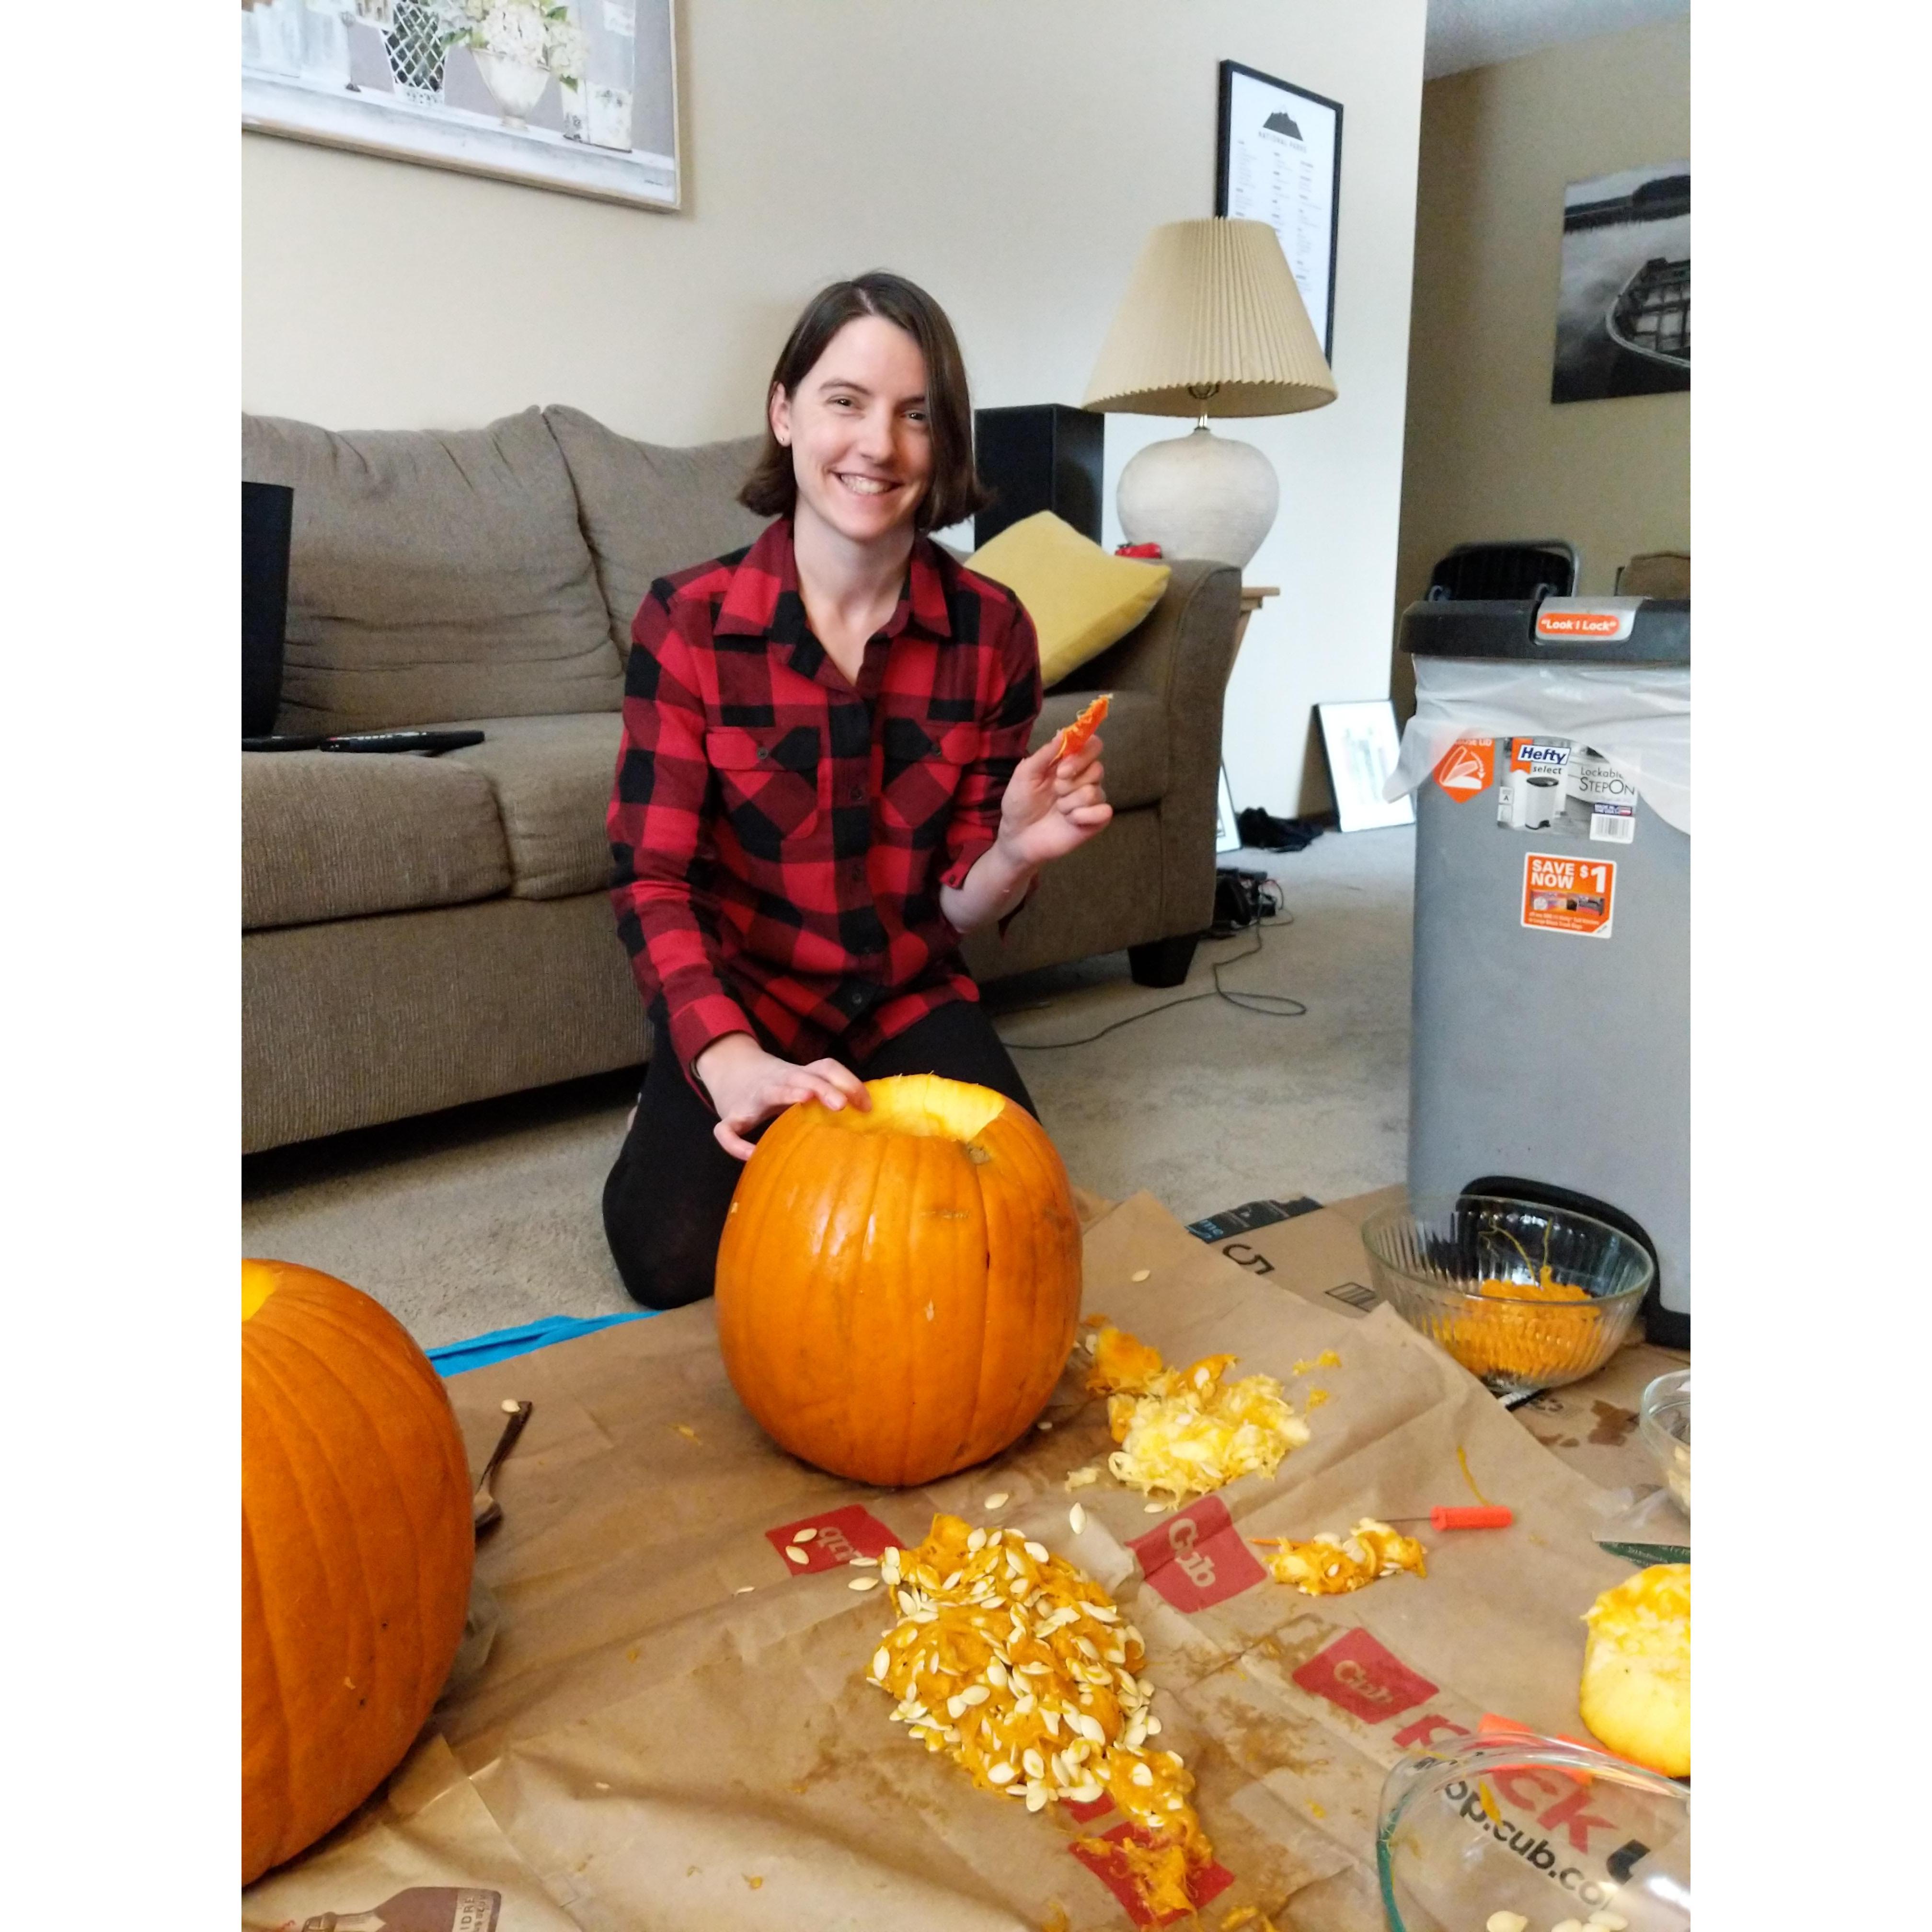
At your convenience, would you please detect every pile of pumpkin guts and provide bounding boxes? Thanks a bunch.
[862,1326,1335,1915]
[868,1515,1211,1915]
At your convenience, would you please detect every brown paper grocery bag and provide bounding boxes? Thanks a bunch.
[242,1736,584,1931]
[249,1189,1657,1932]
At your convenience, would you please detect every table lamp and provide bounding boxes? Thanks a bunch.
[1082,217,1336,568]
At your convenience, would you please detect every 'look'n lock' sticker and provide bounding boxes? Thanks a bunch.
[1522,851,1616,938]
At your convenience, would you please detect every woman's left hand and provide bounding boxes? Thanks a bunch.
[995,731,1113,869]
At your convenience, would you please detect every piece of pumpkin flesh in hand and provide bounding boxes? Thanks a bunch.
[1052,692,1110,761]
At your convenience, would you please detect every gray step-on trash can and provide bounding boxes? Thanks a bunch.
[1389,594,1691,1348]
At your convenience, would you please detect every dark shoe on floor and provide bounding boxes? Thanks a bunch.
[1236,806,1331,853]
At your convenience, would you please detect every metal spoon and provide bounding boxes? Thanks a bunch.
[472,1400,532,1539]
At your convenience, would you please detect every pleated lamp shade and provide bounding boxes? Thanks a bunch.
[1083,218,1336,418]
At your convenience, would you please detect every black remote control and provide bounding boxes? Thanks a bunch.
[243,729,486,755]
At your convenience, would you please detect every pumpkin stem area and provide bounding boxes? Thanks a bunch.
[829,1074,1009,1144]
[242,1258,282,1323]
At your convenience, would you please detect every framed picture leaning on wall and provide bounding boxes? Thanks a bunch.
[1215,60,1342,362]
[242,0,680,211]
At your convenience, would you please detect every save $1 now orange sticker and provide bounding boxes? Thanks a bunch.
[1521,851,1616,937]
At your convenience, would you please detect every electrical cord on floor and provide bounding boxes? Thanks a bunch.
[997,898,1305,1052]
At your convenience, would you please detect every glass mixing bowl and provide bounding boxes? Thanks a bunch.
[1639,1368,1690,1515]
[1360,1196,1655,1396]
[1378,1733,1690,1932]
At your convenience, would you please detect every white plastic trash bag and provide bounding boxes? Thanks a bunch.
[1386,656,1691,835]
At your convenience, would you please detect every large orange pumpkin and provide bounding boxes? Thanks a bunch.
[242,1259,473,1885]
[714,1075,1084,1485]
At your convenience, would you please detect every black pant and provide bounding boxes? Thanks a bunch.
[602,998,1037,1311]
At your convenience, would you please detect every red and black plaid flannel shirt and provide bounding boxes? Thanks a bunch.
[608,516,1043,1097]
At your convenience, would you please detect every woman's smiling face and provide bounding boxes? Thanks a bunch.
[770,315,933,546]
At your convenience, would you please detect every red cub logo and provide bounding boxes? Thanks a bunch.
[764,1504,898,1576]
[1127,1495,1269,1612]
[1070,1823,1235,1928]
[1291,1626,1439,1724]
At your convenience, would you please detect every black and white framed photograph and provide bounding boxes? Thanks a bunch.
[1215,60,1342,362]
[1316,700,1413,833]
[242,0,680,210]
[1552,162,1689,404]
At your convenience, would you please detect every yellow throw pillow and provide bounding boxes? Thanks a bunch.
[967,512,1171,688]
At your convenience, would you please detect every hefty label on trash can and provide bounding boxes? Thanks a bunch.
[1521,851,1616,938]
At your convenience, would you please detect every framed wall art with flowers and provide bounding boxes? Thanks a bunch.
[242,0,679,210]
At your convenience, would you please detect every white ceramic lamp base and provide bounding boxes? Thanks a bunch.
[1116,425,1279,569]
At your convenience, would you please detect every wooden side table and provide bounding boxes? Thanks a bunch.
[1234,584,1278,655]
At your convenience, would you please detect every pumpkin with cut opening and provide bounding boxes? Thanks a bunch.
[715,1074,1083,1486]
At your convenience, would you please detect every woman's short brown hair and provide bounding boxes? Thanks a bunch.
[739,272,992,533]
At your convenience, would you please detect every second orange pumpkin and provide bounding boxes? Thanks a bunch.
[242,1258,474,1885]
[714,1075,1084,1486]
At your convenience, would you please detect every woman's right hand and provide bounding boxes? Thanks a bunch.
[693,1032,872,1160]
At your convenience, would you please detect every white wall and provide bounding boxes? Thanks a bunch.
[243,0,1426,816]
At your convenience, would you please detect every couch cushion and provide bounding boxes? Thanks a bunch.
[1028,688,1168,810]
[243,408,623,735]
[243,752,512,931]
[545,406,770,653]
[440,713,625,900]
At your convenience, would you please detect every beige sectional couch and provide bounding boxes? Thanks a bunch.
[242,406,1243,1153]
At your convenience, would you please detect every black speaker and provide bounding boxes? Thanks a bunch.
[242,481,294,737]
[973,404,1104,547]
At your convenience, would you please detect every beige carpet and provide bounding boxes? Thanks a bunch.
[242,826,1414,1348]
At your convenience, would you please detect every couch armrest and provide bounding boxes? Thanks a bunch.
[1049,558,1243,937]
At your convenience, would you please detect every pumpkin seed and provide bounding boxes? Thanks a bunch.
[734,1586,754,1595]
[1024,1541,1049,1562]
[784,1546,809,1564]
[1131,1269,1151,1282]
[983,1492,1010,1510]
[793,1527,818,1542]
[1068,1504,1086,1534]
[849,1576,880,1591]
